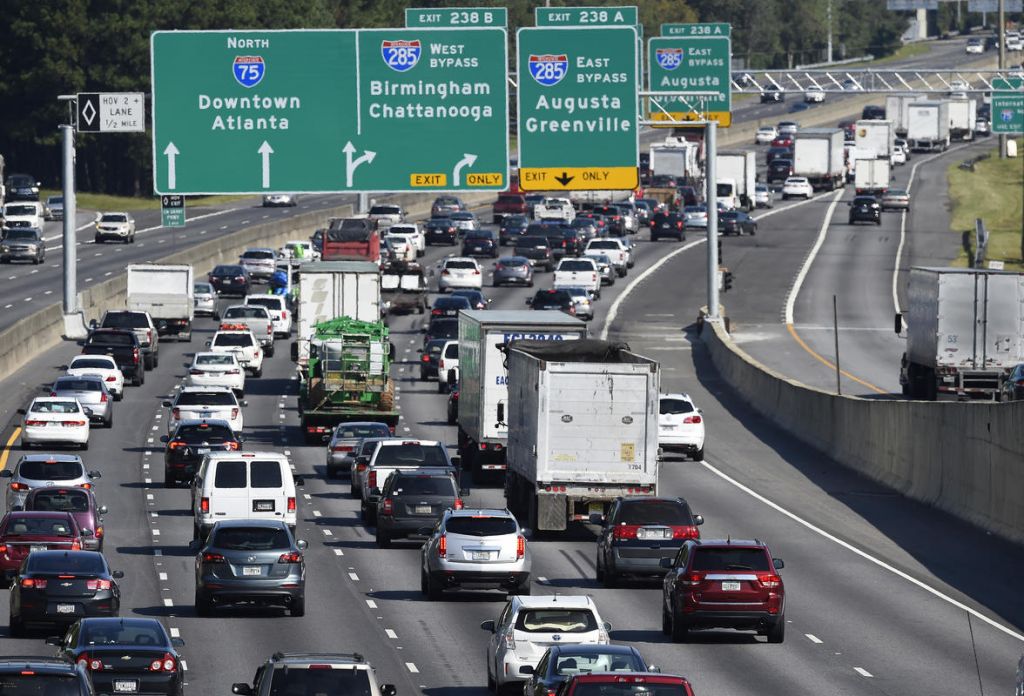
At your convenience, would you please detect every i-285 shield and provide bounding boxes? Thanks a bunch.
[381,40,422,72]
[655,48,683,71]
[528,54,568,86]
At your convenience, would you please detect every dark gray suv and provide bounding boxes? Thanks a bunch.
[0,227,45,264]
[193,520,307,617]
[375,467,464,547]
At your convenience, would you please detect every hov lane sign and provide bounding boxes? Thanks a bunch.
[160,195,186,227]
[77,92,146,133]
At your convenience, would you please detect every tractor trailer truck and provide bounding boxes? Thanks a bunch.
[792,128,846,191]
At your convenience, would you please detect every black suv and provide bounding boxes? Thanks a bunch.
[650,212,686,241]
[233,652,396,696]
[162,419,244,486]
[81,329,145,386]
[593,496,704,587]
[527,289,576,316]
[375,467,464,547]
[848,195,881,225]
[513,235,554,272]
[499,214,529,246]
[0,657,94,694]
[425,218,458,246]
[462,229,499,258]
[760,85,784,103]
[861,104,886,120]
[767,157,794,183]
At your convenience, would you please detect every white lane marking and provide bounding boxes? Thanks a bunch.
[163,598,173,607]
[144,478,152,484]
[348,572,359,581]
[44,290,52,295]
[181,660,188,671]
[405,663,419,674]
[701,460,1024,643]
[303,493,311,500]
[806,634,823,644]
[366,599,377,608]
[153,550,162,557]
[284,450,291,456]
[146,494,154,500]
[854,668,873,678]
[537,576,548,584]
[323,529,333,536]
[23,297,32,302]
[169,627,180,638]
[3,304,10,309]
[313,510,322,517]
[104,271,112,276]
[152,529,160,536]
[159,572,168,581]
[385,629,398,639]
[334,549,344,556]
[783,189,845,324]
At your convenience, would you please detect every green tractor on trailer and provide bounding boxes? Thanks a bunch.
[297,316,400,444]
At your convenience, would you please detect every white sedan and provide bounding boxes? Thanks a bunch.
[658,393,705,461]
[438,257,483,292]
[21,397,91,450]
[754,126,778,144]
[804,85,826,103]
[892,145,907,165]
[64,355,124,400]
[388,223,425,256]
[384,233,417,262]
[781,176,814,199]
[186,352,246,396]
[754,183,774,208]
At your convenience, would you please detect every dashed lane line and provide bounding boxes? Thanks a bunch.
[854,668,873,678]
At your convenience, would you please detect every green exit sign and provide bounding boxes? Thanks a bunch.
[405,7,507,27]
[992,76,1024,134]
[536,6,638,26]
[661,22,731,37]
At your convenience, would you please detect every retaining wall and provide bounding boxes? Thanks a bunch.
[702,318,1024,545]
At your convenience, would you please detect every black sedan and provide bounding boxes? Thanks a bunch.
[425,218,458,246]
[49,617,186,696]
[718,210,757,236]
[527,289,577,316]
[499,214,529,246]
[208,264,251,297]
[431,295,472,319]
[462,229,499,257]
[9,550,122,635]
[449,289,490,310]
[650,212,686,241]
[523,644,649,696]
[848,196,881,225]
[161,419,243,487]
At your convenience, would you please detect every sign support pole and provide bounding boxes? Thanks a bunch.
[999,0,1007,158]
[60,124,77,315]
[706,120,720,320]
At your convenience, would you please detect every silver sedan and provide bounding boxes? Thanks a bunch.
[492,256,534,287]
[193,282,219,318]
[50,375,113,428]
[325,422,393,479]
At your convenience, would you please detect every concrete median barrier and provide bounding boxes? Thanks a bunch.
[701,318,1024,545]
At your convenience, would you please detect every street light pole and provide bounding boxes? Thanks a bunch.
[827,0,834,64]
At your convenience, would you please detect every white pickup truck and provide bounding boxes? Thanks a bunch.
[584,239,630,277]
[553,257,602,297]
[221,305,275,356]
[533,197,575,222]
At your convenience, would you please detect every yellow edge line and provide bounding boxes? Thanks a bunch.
[0,427,22,471]
[785,323,887,395]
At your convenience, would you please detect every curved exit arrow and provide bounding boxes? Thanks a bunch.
[453,153,478,187]
[343,141,377,188]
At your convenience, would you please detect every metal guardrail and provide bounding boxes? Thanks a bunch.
[730,69,1021,94]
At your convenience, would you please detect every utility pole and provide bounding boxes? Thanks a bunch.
[999,0,1006,159]
[706,120,720,320]
[827,0,834,64]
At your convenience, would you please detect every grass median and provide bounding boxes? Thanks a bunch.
[39,189,251,212]
[948,139,1024,270]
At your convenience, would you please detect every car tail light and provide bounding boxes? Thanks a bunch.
[95,526,103,539]
[49,391,57,397]
[568,306,576,315]
[683,415,702,424]
[278,552,302,564]
[168,440,187,450]
[495,264,504,271]
[267,325,272,334]
[235,276,245,282]
[503,626,516,649]
[189,369,204,375]
[612,525,640,540]
[441,270,450,275]
[200,497,209,513]
[422,353,432,363]
[0,544,6,553]
[86,578,112,590]
[63,420,87,427]
[758,573,782,589]
[431,309,443,316]
[332,444,353,453]
[81,482,93,490]
[77,653,105,671]
[516,535,526,559]
[149,653,177,672]
[287,497,296,512]
[356,462,368,474]
[438,533,447,558]
[226,369,240,375]
[281,310,287,320]
[20,578,47,589]
[104,375,116,382]
[202,552,224,563]
[368,471,377,489]
[671,526,700,539]
[133,348,141,364]
[100,393,108,403]
[231,408,239,419]
[381,498,393,515]
[21,421,45,428]
[680,570,705,586]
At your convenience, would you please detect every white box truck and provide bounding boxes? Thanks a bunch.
[898,267,1024,400]
[793,128,846,191]
[885,94,926,138]
[853,158,891,195]
[907,101,951,152]
[457,311,587,475]
[716,151,757,210]
[854,120,895,162]
[504,339,660,533]
[947,98,977,141]
[294,260,381,364]
[125,264,194,340]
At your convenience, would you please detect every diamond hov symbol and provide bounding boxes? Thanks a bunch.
[81,100,97,126]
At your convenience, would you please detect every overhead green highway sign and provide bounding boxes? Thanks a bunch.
[648,23,732,127]
[150,29,508,195]
[405,7,507,27]
[516,26,639,191]
[992,77,1024,134]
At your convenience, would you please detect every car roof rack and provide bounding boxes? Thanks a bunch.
[271,652,365,663]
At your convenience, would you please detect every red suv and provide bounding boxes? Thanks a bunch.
[557,673,696,696]
[660,538,785,643]
[0,511,83,583]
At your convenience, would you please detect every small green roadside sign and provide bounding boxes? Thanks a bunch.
[648,23,732,127]
[992,77,1024,134]
[405,7,507,27]
[516,26,639,191]
[160,195,186,227]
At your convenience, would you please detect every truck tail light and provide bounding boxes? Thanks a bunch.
[132,348,140,364]
[453,498,464,510]
[146,329,153,344]
[438,533,446,558]
[381,498,393,515]
[368,471,377,489]
[200,497,209,513]
[287,497,296,512]
[281,310,287,320]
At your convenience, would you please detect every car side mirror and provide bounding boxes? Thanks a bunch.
[81,529,94,537]
[519,666,535,675]
[159,435,169,443]
[162,401,172,408]
[89,471,101,479]
[296,539,308,550]
[659,557,673,569]
[89,319,98,329]
[602,622,612,631]
[16,408,25,416]
[98,505,108,515]
[205,340,212,347]
[0,470,11,478]
[480,620,496,633]
[588,513,605,525]
[240,400,249,407]
[381,685,397,696]
[112,570,124,579]
[773,558,785,570]
[171,637,185,647]
[294,477,305,487]
[647,665,661,674]
[58,365,68,371]
[188,539,202,552]
[693,514,704,526]
[232,685,254,696]
[894,312,903,335]
[45,635,63,646]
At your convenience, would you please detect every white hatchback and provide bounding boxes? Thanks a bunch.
[438,257,483,291]
[64,355,124,400]
[804,85,826,103]
[20,397,91,450]
[388,223,425,256]
[754,126,778,144]
[781,176,813,199]
[658,393,705,461]
[187,352,246,396]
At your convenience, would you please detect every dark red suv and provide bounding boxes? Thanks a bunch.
[557,673,696,696]
[660,538,785,643]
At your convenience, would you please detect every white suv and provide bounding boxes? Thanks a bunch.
[387,223,425,256]
[208,326,264,377]
[244,295,293,338]
[483,595,611,690]
[438,257,483,292]
[658,393,705,461]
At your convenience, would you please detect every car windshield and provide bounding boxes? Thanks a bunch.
[554,651,642,675]
[515,609,598,633]
[374,443,448,467]
[268,668,372,696]
[100,214,128,223]
[370,206,401,215]
[660,398,694,415]
[5,516,75,536]
[29,490,90,513]
[53,379,102,392]
[18,460,83,480]
[3,229,38,240]
[445,516,517,536]
[29,401,80,414]
[28,553,105,574]
[5,205,37,216]
[176,392,235,406]
[691,547,771,571]
[335,424,390,439]
[213,334,254,347]
[176,424,234,443]
[617,500,692,525]
[225,307,268,319]
[572,683,690,696]
[69,358,116,370]
[102,312,148,328]
[212,526,290,551]
[196,354,236,366]
[391,476,456,496]
[81,622,166,647]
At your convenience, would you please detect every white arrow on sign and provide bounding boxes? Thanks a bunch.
[258,141,274,189]
[453,153,478,187]
[343,141,376,188]
[163,142,180,190]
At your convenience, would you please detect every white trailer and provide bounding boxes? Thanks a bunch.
[294,260,381,364]
[793,128,846,191]
[716,151,757,210]
[907,101,951,152]
[947,98,977,141]
[885,94,926,138]
[854,120,895,162]
[457,311,587,475]
[504,339,660,533]
[649,141,700,180]
[899,268,1024,400]
[854,158,891,195]
[125,264,194,340]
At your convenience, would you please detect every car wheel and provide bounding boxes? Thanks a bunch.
[511,580,531,596]
[326,466,337,480]
[252,367,262,378]
[80,441,89,451]
[437,381,446,394]
[766,615,786,643]
[426,573,443,601]
[290,596,305,617]
[692,445,704,461]
[105,413,113,429]
[527,280,533,288]
[595,553,604,581]
[670,609,690,643]
[94,236,101,244]
[876,219,881,226]
[602,564,618,588]
[194,591,212,617]
[8,612,25,637]
[487,667,497,693]
[376,528,391,548]
[661,607,672,636]
[266,343,275,358]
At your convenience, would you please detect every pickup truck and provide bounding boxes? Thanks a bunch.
[584,239,630,277]
[533,197,575,223]
[243,295,292,337]
[94,310,160,369]
[492,193,528,224]
[553,257,602,297]
[220,306,275,356]
[357,439,458,523]
[368,204,405,230]
[163,386,246,434]
[80,328,145,386]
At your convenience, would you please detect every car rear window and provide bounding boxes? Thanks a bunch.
[0,674,82,694]
[617,500,692,526]
[391,476,457,496]
[28,490,90,513]
[177,392,236,406]
[517,237,548,247]
[444,261,476,270]
[177,424,235,443]
[250,461,284,488]
[18,460,83,481]
[81,622,166,647]
[87,332,133,346]
[336,424,390,439]
[28,552,105,574]
[194,283,214,294]
[443,343,459,358]
[560,260,595,272]
[691,547,771,571]
[515,609,598,633]
[213,265,244,276]
[268,667,371,696]
[53,379,102,392]
[445,516,516,536]
[245,297,283,310]
[500,258,528,267]
[242,250,275,260]
[572,683,690,696]
[588,241,617,249]
[374,444,448,468]
[29,401,80,414]
[197,354,236,366]
[5,516,75,536]
[69,357,115,370]
[225,307,269,319]
[213,461,247,488]
[212,526,290,550]
[213,334,255,347]
[660,398,694,415]
[102,312,148,328]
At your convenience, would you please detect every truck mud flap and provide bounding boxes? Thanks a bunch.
[538,493,567,532]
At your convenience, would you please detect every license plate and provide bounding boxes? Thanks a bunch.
[638,528,671,540]
[113,680,138,692]
[721,581,741,591]
[471,551,490,561]
[30,545,47,553]
[588,502,604,515]
[254,501,274,512]
[415,505,432,514]
[242,566,262,576]
[56,604,76,614]
[197,448,210,455]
